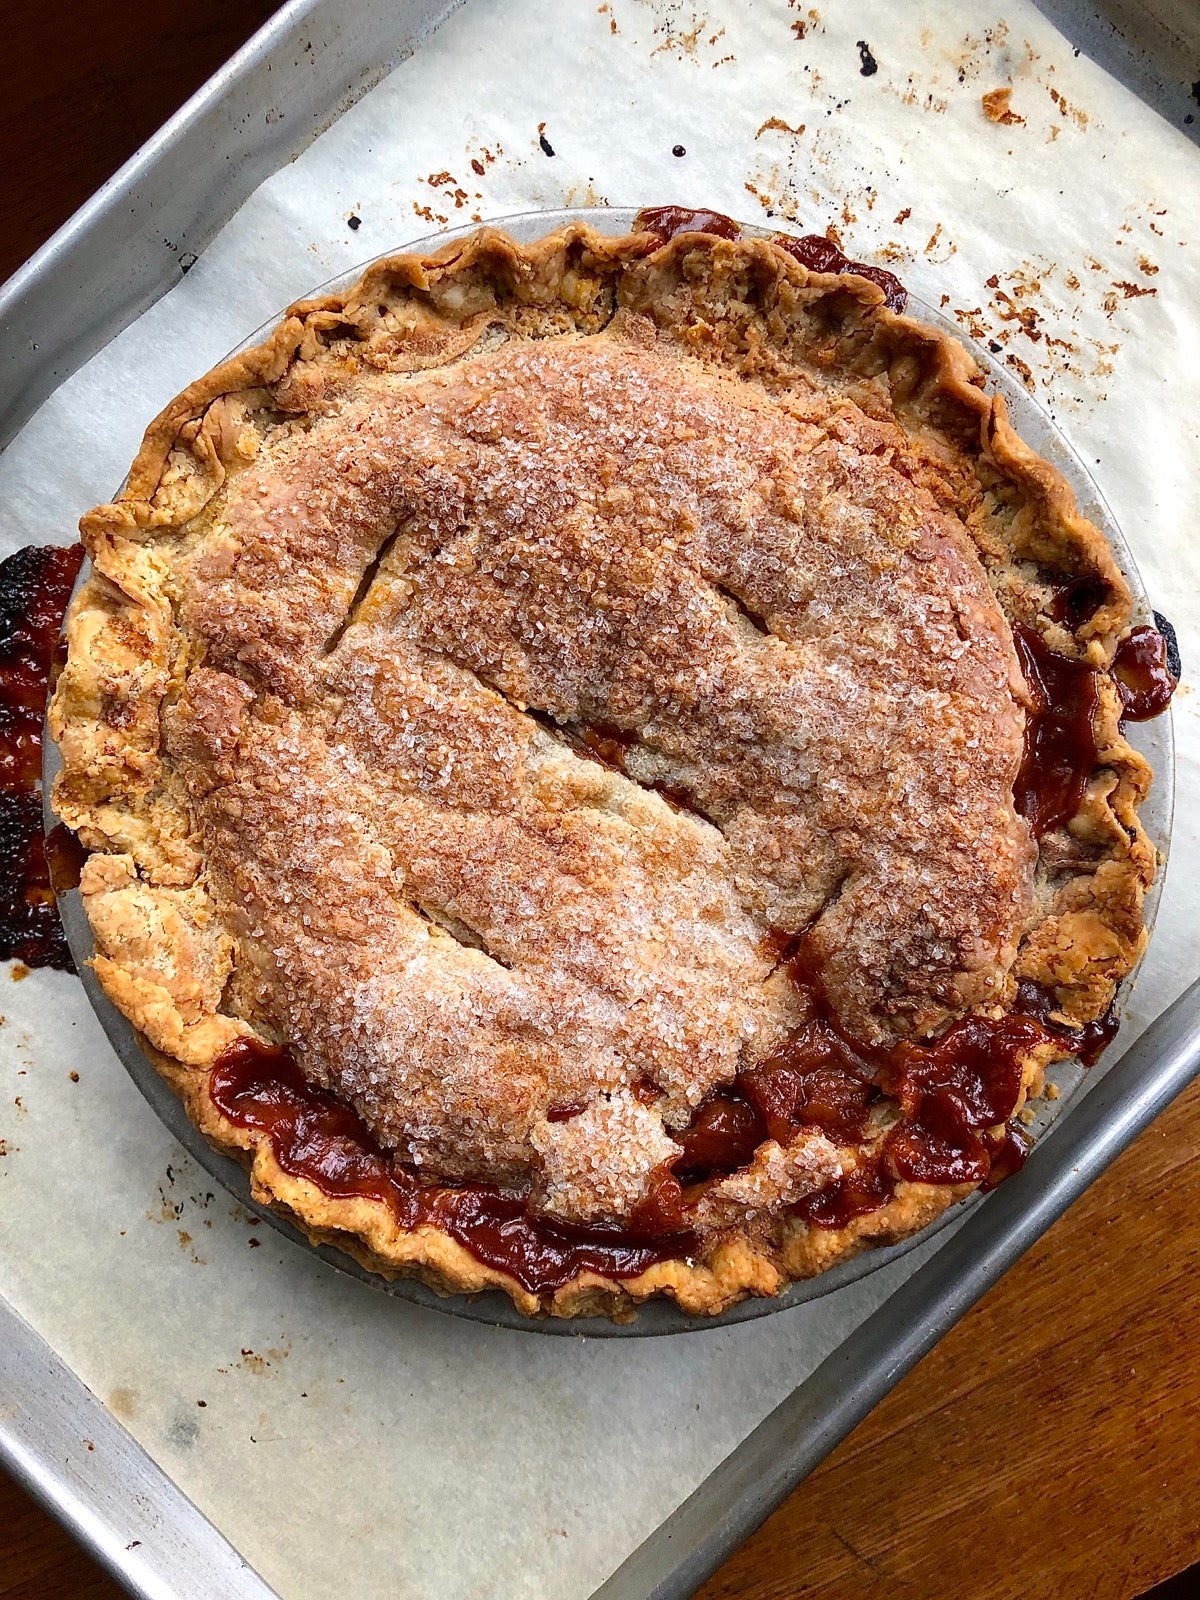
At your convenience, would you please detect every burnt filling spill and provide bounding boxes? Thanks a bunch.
[634,204,908,312]
[0,544,84,969]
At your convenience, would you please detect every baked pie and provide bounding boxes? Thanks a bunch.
[49,213,1167,1319]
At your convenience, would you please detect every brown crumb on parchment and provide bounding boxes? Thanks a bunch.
[1105,281,1158,312]
[982,87,1025,125]
[756,116,806,138]
[789,4,822,41]
[1047,84,1088,127]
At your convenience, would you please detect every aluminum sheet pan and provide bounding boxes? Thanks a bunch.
[3,2,1199,1597]
[0,1299,279,1600]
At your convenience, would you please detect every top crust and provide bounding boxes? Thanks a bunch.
[50,224,1156,1317]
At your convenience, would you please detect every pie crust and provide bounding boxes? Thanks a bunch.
[50,221,1156,1319]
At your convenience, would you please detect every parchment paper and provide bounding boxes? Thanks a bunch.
[2,3,1198,1597]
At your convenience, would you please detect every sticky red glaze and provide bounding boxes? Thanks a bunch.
[742,1025,879,1145]
[1014,978,1119,1067]
[893,1013,1041,1127]
[635,205,743,242]
[632,204,908,313]
[737,993,1047,1221]
[1048,576,1109,629]
[628,1165,688,1235]
[1047,588,1178,728]
[1012,622,1101,839]
[737,949,885,1151]
[981,1122,1031,1190]
[1112,624,1177,721]
[793,1150,895,1229]
[208,931,1118,1276]
[0,544,85,970]
[675,1092,766,1177]
[545,1099,586,1123]
[668,948,1067,1232]
[772,232,908,312]
[886,1012,1047,1185]
[575,722,636,770]
[209,1038,695,1293]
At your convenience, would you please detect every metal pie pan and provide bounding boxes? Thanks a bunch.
[45,206,1175,1336]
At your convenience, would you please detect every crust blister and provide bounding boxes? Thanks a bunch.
[50,223,1157,1319]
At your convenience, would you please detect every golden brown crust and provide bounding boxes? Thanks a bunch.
[50,223,1156,1320]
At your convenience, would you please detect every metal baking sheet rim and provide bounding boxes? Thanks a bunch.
[0,6,1194,1600]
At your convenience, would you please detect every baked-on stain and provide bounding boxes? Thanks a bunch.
[634,205,908,312]
[44,821,87,894]
[0,544,84,970]
[1153,610,1181,680]
[981,86,1025,127]
[210,1038,695,1295]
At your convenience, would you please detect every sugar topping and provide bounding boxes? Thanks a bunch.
[166,324,1033,1228]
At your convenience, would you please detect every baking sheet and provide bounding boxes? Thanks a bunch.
[2,2,1199,1596]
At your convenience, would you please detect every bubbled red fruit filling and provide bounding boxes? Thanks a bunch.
[634,205,909,312]
[209,1038,697,1295]
[208,966,1112,1289]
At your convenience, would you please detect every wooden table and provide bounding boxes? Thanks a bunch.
[1,6,1197,1597]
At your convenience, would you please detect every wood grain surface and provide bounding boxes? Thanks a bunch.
[1,4,1197,1598]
